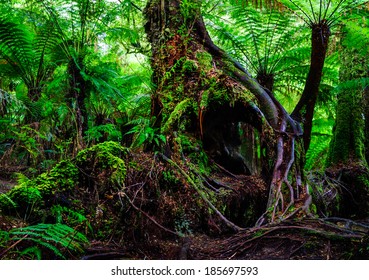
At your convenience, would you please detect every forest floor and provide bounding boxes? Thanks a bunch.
[80,216,369,260]
[81,161,369,260]
[1,150,369,260]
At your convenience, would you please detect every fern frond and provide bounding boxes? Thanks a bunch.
[10,223,89,259]
[0,19,35,85]
[305,117,335,170]
[18,246,42,260]
[305,134,332,170]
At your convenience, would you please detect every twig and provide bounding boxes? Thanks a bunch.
[0,234,28,258]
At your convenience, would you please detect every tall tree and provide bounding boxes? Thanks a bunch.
[282,0,364,152]
[144,0,308,224]
[326,8,369,218]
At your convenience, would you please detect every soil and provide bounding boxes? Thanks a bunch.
[80,217,369,260]
[1,158,369,260]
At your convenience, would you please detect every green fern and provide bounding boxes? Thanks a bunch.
[9,223,89,259]
[278,0,368,27]
[50,205,93,234]
[18,246,42,260]
[0,16,60,101]
[206,2,312,98]
[305,118,334,170]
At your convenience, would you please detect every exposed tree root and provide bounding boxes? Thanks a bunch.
[161,154,244,232]
[189,218,368,260]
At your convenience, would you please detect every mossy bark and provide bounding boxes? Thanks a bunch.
[144,0,308,224]
[364,87,369,164]
[67,55,89,150]
[326,38,369,218]
[327,49,368,166]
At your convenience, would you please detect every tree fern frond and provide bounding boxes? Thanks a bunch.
[278,0,368,26]
[206,2,309,89]
[0,19,35,85]
[306,116,334,170]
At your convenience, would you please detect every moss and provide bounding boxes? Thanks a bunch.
[161,99,192,134]
[182,59,198,73]
[0,160,78,215]
[196,51,213,72]
[75,141,128,186]
[327,45,368,167]
[33,160,79,196]
[221,56,239,74]
[175,134,210,174]
[162,170,181,186]
[0,186,42,212]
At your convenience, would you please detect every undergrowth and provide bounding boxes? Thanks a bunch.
[0,223,88,259]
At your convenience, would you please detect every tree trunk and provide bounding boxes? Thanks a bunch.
[292,22,330,152]
[326,36,369,219]
[67,56,88,150]
[144,0,308,223]
[364,86,369,164]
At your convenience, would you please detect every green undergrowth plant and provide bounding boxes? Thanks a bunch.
[50,205,93,235]
[0,141,128,218]
[0,160,78,219]
[85,124,122,144]
[126,117,166,150]
[1,223,88,259]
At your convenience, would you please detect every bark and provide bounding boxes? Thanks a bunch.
[292,22,330,152]
[256,71,274,92]
[144,0,308,223]
[326,34,369,218]
[364,86,369,164]
[67,56,88,149]
[327,48,367,166]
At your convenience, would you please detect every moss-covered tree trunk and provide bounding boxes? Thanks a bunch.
[326,41,369,218]
[144,0,309,224]
[364,86,369,164]
[67,55,88,150]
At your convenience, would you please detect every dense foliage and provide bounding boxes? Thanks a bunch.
[1,0,369,260]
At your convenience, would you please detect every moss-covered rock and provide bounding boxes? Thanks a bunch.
[75,141,128,191]
[33,160,79,196]
[0,160,78,215]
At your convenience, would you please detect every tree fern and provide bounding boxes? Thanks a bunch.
[205,2,313,105]
[278,0,368,26]
[0,19,34,85]
[0,15,61,101]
